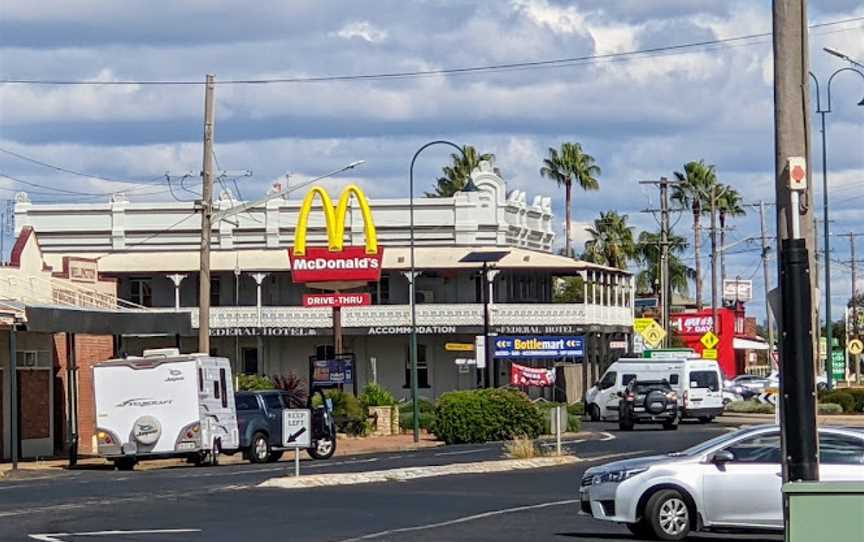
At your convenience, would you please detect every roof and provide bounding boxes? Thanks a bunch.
[42,246,629,275]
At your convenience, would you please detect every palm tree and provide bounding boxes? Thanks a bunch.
[540,143,601,257]
[716,184,746,286]
[426,145,495,197]
[636,230,696,299]
[672,160,718,310]
[582,211,637,269]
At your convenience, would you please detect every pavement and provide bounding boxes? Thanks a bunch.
[0,420,785,542]
[717,412,864,427]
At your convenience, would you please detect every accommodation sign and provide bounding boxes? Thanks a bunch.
[494,336,584,358]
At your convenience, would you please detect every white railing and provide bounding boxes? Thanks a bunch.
[195,302,633,329]
[0,272,147,313]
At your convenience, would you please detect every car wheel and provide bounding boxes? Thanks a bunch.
[698,416,714,424]
[249,432,270,464]
[645,489,691,541]
[662,419,678,431]
[267,451,284,463]
[625,520,652,539]
[588,404,601,422]
[113,457,137,471]
[307,437,337,460]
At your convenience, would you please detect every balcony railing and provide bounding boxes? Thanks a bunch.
[187,302,632,329]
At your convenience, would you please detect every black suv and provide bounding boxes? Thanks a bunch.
[618,379,679,431]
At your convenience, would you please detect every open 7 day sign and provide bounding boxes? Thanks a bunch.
[494,336,584,358]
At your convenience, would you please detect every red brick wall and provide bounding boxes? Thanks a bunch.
[53,334,114,455]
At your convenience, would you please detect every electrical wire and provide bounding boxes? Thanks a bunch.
[0,147,166,187]
[1,17,860,86]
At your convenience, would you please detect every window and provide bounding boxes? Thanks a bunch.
[724,432,781,463]
[264,394,283,411]
[198,368,203,392]
[404,344,430,388]
[129,278,152,307]
[372,273,390,304]
[622,374,637,386]
[219,368,228,408]
[213,381,220,400]
[235,395,259,411]
[598,371,617,390]
[242,348,258,375]
[689,370,720,391]
[819,433,864,465]
[669,374,680,385]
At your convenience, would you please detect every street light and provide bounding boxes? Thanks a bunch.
[408,140,465,443]
[824,47,864,70]
[809,59,864,391]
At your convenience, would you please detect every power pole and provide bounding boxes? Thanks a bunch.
[710,186,720,334]
[758,201,776,366]
[773,0,818,484]
[850,233,859,383]
[198,74,216,355]
[639,178,678,343]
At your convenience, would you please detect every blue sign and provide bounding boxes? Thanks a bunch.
[493,336,584,358]
[311,358,354,385]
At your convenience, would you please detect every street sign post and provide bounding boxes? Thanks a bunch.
[848,339,864,356]
[639,321,666,349]
[283,409,311,477]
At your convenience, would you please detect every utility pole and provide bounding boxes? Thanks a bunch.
[758,201,776,366]
[639,178,678,343]
[710,185,720,334]
[198,74,216,355]
[850,233,859,384]
[773,0,818,484]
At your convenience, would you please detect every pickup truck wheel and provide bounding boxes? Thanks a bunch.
[698,416,714,424]
[249,432,270,464]
[307,437,336,460]
[267,451,284,463]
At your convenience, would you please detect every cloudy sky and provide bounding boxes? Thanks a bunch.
[0,0,862,322]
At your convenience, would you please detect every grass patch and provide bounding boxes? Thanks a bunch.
[504,436,539,459]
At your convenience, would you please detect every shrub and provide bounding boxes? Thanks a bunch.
[431,389,543,444]
[359,384,396,408]
[504,436,538,459]
[271,372,307,408]
[841,388,864,412]
[236,374,274,391]
[725,400,775,414]
[541,407,582,434]
[567,402,585,416]
[818,403,844,415]
[312,389,367,436]
[819,391,856,413]
[399,410,436,432]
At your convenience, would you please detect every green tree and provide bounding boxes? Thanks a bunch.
[426,145,495,197]
[582,211,637,269]
[716,184,746,283]
[540,142,601,258]
[635,230,696,298]
[672,160,719,309]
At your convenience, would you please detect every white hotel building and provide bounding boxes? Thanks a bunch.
[14,161,634,400]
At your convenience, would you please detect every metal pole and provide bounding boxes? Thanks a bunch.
[294,448,300,477]
[198,73,216,355]
[660,178,670,346]
[66,333,78,467]
[759,201,775,365]
[851,234,859,383]
[820,110,833,389]
[9,323,17,470]
[710,186,719,334]
[482,262,492,388]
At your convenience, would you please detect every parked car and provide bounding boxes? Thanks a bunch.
[233,389,337,463]
[765,370,828,392]
[579,424,864,540]
[585,357,723,423]
[617,379,678,431]
[724,374,769,400]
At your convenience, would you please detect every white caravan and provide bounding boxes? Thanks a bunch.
[93,349,239,470]
[585,357,724,423]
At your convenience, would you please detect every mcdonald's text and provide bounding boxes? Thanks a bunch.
[289,246,384,283]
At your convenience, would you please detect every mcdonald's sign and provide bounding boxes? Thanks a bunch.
[288,184,384,283]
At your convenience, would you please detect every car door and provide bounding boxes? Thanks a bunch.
[262,393,284,446]
[819,431,864,481]
[685,369,719,411]
[701,431,783,528]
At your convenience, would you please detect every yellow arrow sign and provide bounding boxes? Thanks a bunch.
[700,330,720,350]
[849,339,864,356]
[640,320,667,348]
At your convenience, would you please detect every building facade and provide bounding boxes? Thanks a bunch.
[15,161,635,401]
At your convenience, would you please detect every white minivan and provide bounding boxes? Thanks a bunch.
[585,357,724,423]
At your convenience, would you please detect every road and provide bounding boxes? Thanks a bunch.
[0,421,782,542]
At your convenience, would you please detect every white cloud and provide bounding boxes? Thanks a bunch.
[334,21,388,43]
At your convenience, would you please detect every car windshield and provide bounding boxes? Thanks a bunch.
[669,428,763,457]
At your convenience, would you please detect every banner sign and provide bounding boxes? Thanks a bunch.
[723,279,753,301]
[289,184,383,283]
[494,336,584,358]
[303,292,371,308]
[311,358,354,386]
[510,363,556,387]
[672,315,714,335]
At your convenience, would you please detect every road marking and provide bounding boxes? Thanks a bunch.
[539,439,585,448]
[336,499,580,541]
[434,449,486,457]
[29,529,201,541]
[600,432,616,441]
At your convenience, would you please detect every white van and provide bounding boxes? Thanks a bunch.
[585,357,724,423]
[93,349,240,470]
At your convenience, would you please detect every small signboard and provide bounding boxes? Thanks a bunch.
[633,334,645,354]
[445,342,475,352]
[303,293,371,308]
[640,321,666,348]
[282,409,311,448]
[700,331,720,350]
[493,336,584,358]
[475,336,486,369]
[723,279,753,301]
[311,357,354,386]
[634,318,657,333]
[643,348,696,360]
[831,350,846,382]
[609,340,628,349]
[703,348,718,360]
[848,339,863,356]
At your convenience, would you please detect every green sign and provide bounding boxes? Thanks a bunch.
[643,348,695,360]
[831,350,845,382]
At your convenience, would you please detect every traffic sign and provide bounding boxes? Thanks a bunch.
[445,342,475,352]
[640,321,666,348]
[848,339,864,356]
[757,391,777,407]
[282,409,311,448]
[702,348,718,360]
[700,330,720,350]
[634,318,656,333]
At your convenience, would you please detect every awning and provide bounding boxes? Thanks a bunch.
[24,305,191,335]
[734,337,769,351]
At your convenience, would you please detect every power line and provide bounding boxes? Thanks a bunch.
[1,17,860,86]
[0,147,166,187]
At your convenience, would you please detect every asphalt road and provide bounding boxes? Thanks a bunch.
[0,421,782,542]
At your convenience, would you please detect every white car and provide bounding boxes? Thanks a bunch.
[579,425,864,540]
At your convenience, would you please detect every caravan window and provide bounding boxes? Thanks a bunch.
[198,368,204,392]
[213,381,220,400]
[690,370,720,391]
[219,368,228,408]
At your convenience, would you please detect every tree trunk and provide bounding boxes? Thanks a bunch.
[693,206,703,310]
[719,211,726,290]
[565,182,572,257]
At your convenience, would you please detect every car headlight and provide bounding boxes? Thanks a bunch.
[599,468,648,483]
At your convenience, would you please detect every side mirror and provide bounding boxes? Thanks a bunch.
[710,449,735,464]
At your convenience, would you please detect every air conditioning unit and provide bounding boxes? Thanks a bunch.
[415,290,435,304]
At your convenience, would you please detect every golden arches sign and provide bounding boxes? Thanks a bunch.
[293,184,378,257]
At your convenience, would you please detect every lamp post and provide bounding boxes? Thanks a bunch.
[809,63,864,391]
[409,140,465,443]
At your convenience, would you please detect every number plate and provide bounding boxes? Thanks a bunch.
[177,442,197,450]
[634,407,645,412]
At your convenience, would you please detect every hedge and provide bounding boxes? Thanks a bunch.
[726,400,775,414]
[312,389,368,436]
[819,388,864,413]
[818,403,844,415]
[431,388,543,444]
[399,411,436,432]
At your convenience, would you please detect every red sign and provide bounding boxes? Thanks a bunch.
[510,363,556,387]
[303,293,371,308]
[288,246,383,283]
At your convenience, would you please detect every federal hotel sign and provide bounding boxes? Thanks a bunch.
[209,324,586,337]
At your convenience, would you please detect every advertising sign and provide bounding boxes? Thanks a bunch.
[673,315,714,335]
[723,279,753,301]
[831,350,846,382]
[510,363,556,387]
[311,358,354,386]
[288,185,383,283]
[445,342,475,352]
[282,409,311,448]
[303,293,371,308]
[493,336,584,358]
